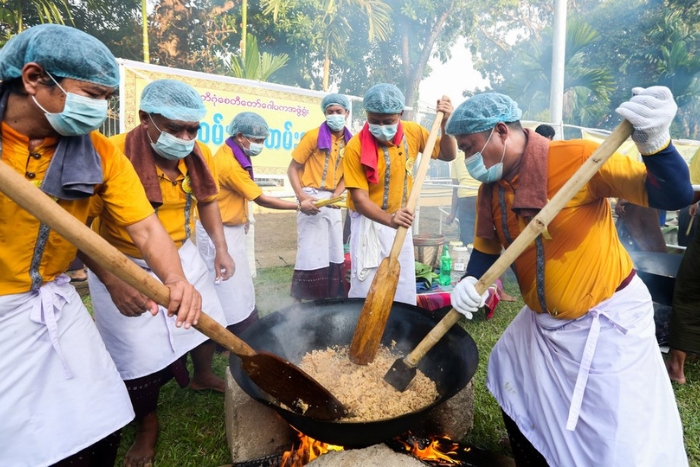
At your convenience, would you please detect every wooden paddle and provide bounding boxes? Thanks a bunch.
[384,120,634,391]
[349,102,447,365]
[0,161,348,420]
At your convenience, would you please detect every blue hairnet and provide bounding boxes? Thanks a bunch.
[445,93,523,135]
[363,83,405,114]
[0,24,119,88]
[139,79,206,122]
[321,93,350,111]
[227,112,270,139]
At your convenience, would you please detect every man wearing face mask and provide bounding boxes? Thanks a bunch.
[287,93,352,301]
[87,79,232,467]
[446,91,691,466]
[343,83,457,305]
[196,112,297,337]
[0,25,202,467]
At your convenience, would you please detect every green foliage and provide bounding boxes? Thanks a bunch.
[229,33,290,81]
[0,0,72,46]
[472,0,700,137]
[487,17,614,127]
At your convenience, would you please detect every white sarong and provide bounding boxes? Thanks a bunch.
[89,240,226,380]
[487,275,687,467]
[0,277,134,467]
[294,188,344,271]
[196,221,255,325]
[348,210,416,305]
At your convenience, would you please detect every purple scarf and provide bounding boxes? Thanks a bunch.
[225,137,254,180]
[316,121,353,151]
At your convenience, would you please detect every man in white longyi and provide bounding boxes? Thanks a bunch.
[447,90,690,466]
[88,80,231,467]
[0,25,202,467]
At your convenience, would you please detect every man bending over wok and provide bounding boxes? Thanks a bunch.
[447,89,691,466]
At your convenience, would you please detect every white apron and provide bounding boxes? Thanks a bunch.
[487,275,688,467]
[294,188,344,271]
[0,277,134,467]
[196,221,255,325]
[348,210,416,305]
[89,240,227,380]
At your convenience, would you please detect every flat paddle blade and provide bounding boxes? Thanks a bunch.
[240,351,348,420]
[349,256,401,365]
[383,357,417,392]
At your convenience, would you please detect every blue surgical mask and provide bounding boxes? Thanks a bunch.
[368,123,398,142]
[325,114,346,132]
[464,128,507,183]
[244,137,264,156]
[148,115,195,160]
[32,72,109,136]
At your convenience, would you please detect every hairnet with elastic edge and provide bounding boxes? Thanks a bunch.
[363,83,405,114]
[139,79,206,122]
[0,24,119,88]
[445,93,523,136]
[321,93,350,111]
[227,112,270,139]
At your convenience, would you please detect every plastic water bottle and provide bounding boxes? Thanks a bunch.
[451,245,470,285]
[439,244,452,286]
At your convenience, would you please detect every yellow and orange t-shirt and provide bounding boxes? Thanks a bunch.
[91,135,217,258]
[343,121,441,212]
[0,123,154,294]
[292,127,345,191]
[211,143,262,226]
[474,139,647,319]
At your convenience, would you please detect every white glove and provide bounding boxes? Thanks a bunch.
[615,86,677,155]
[451,276,488,319]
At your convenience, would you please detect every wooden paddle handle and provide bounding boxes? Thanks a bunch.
[313,195,345,208]
[403,120,634,368]
[0,161,256,358]
[390,101,447,257]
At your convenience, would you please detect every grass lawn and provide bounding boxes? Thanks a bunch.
[89,266,700,466]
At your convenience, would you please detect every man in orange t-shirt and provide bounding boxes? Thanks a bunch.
[447,91,691,466]
[196,112,297,335]
[88,80,232,467]
[343,83,456,305]
[287,93,352,300]
[0,25,201,467]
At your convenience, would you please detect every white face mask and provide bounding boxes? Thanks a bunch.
[32,72,109,136]
[368,123,398,142]
[244,137,264,156]
[325,114,346,131]
[147,114,195,160]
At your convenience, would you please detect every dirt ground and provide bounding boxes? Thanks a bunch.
[252,205,461,268]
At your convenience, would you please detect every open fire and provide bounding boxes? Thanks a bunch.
[278,430,472,467]
[279,430,343,466]
[395,434,464,464]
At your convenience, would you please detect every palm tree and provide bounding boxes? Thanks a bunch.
[229,33,289,82]
[262,0,392,91]
[0,0,72,45]
[0,0,114,46]
[645,11,700,107]
[496,18,614,127]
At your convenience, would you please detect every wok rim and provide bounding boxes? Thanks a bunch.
[230,298,479,424]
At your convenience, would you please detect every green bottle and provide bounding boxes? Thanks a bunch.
[439,243,452,286]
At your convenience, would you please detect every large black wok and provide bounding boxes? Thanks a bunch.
[628,250,682,307]
[628,251,683,345]
[229,298,478,447]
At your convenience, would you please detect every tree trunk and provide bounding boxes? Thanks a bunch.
[400,0,455,120]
